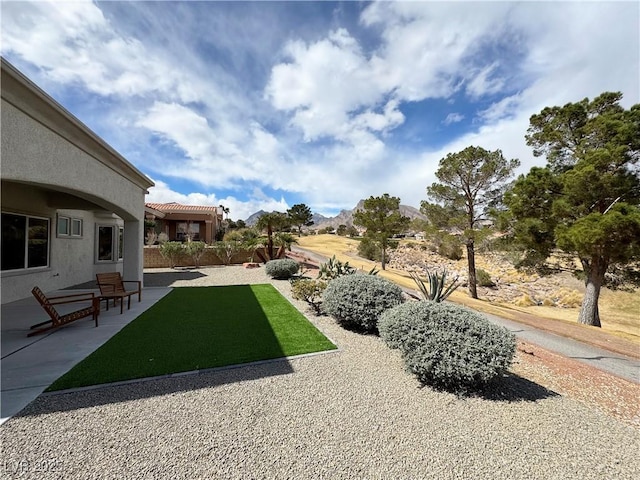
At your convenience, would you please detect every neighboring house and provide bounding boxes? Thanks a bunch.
[1,58,154,304]
[145,203,224,244]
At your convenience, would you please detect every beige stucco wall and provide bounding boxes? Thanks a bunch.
[1,182,125,303]
[1,100,141,221]
[1,60,153,304]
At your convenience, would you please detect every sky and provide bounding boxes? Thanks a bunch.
[2,1,639,221]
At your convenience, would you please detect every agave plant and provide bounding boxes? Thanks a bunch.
[317,255,356,280]
[410,268,461,302]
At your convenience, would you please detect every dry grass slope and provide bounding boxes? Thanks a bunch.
[297,235,640,343]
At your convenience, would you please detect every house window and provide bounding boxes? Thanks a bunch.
[71,218,83,237]
[58,216,83,238]
[1,212,50,271]
[57,216,70,236]
[96,225,124,262]
[177,222,200,241]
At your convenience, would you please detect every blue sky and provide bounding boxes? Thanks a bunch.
[2,1,638,220]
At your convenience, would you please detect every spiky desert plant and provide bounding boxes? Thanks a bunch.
[317,255,356,280]
[410,269,461,302]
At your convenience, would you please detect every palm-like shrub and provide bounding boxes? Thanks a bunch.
[323,274,403,333]
[265,259,300,279]
[378,301,516,393]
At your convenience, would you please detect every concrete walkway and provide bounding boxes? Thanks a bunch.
[484,313,639,382]
[1,287,171,423]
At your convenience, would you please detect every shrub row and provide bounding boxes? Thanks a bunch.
[265,259,300,279]
[378,301,515,393]
[322,274,404,333]
[320,272,515,393]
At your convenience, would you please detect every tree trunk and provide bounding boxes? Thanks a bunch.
[267,225,274,259]
[381,243,387,270]
[578,256,606,327]
[466,240,478,299]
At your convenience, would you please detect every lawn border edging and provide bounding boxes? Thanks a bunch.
[40,348,341,396]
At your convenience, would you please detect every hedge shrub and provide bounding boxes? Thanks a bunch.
[158,241,185,268]
[436,234,463,260]
[265,259,300,279]
[323,274,403,333]
[476,268,495,287]
[290,278,327,315]
[378,301,516,393]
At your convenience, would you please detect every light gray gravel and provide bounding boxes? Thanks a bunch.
[1,266,638,479]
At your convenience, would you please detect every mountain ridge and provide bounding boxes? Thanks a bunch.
[244,201,426,228]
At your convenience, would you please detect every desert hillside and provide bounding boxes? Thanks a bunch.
[296,235,640,342]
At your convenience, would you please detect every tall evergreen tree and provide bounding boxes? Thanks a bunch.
[422,146,519,299]
[504,92,640,327]
[287,203,314,236]
[353,194,409,270]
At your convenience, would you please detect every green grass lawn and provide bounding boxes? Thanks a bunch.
[47,284,336,391]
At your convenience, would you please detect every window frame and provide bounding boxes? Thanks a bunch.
[71,218,83,237]
[1,211,50,272]
[57,215,83,238]
[95,224,124,263]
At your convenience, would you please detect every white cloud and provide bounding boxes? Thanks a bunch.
[1,0,208,103]
[443,113,465,125]
[266,28,385,143]
[3,0,637,217]
[361,1,514,101]
[146,180,288,222]
[477,93,523,123]
[465,62,505,99]
[135,102,286,190]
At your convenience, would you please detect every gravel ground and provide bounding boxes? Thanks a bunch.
[1,266,638,479]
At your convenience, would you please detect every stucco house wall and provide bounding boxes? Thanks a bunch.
[1,58,154,304]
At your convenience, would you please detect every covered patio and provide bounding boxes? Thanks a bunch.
[1,285,171,423]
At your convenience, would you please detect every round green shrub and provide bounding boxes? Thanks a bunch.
[357,236,382,261]
[378,301,516,392]
[437,235,463,260]
[322,274,404,333]
[265,259,300,279]
[290,278,327,315]
[476,268,495,287]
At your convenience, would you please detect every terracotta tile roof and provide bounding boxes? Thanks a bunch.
[145,202,221,214]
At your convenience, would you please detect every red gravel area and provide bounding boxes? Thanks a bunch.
[512,341,640,428]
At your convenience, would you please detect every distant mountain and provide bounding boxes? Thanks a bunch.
[244,201,426,230]
[245,210,328,227]
[244,210,268,226]
[314,200,427,229]
[311,212,329,226]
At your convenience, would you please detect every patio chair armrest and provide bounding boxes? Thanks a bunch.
[48,293,96,305]
[121,280,142,290]
[47,291,95,301]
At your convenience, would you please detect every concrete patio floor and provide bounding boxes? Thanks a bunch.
[1,286,172,423]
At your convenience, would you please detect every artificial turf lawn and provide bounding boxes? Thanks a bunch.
[47,284,336,390]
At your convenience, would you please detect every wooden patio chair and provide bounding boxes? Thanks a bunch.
[96,272,142,314]
[30,287,100,337]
